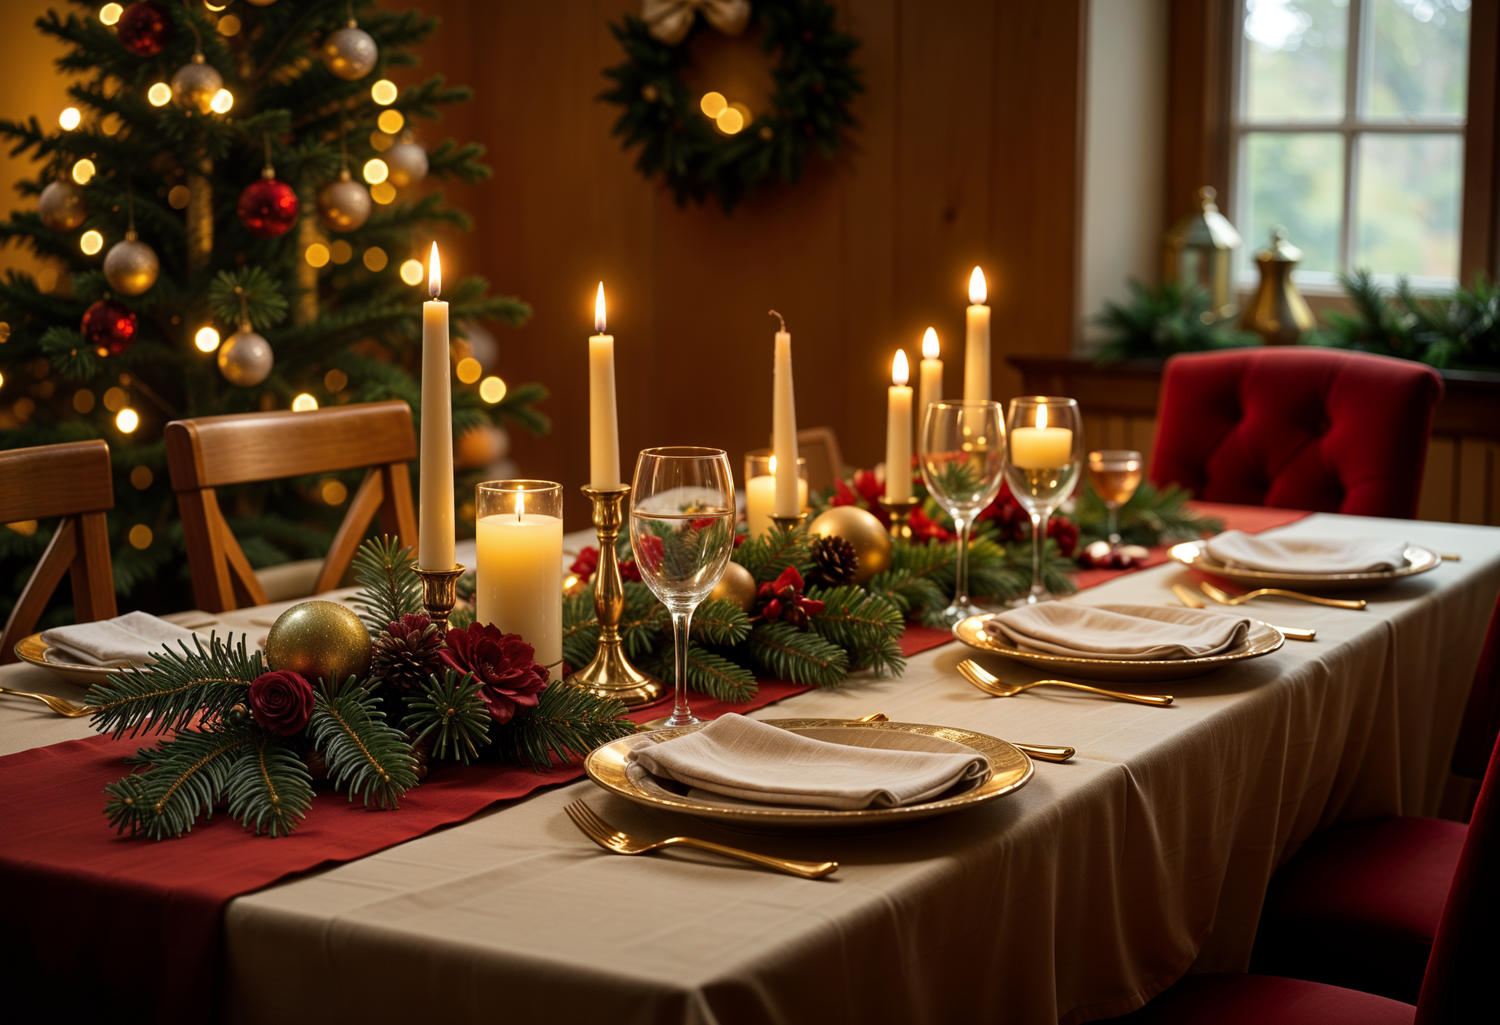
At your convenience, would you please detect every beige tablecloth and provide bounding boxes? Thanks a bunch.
[4,513,1498,1025]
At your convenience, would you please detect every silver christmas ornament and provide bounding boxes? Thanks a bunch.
[322,23,378,81]
[171,53,223,115]
[39,180,87,232]
[383,139,429,188]
[317,169,372,232]
[218,325,274,386]
[103,233,160,295]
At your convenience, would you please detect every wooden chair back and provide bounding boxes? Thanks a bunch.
[0,440,117,663]
[797,427,845,495]
[164,400,418,613]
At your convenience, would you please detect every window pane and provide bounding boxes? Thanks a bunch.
[1368,0,1469,119]
[1240,132,1344,279]
[1244,0,1349,121]
[1354,133,1462,278]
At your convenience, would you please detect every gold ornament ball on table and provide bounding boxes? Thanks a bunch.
[322,23,378,80]
[318,170,372,232]
[709,560,758,612]
[39,180,87,232]
[217,327,274,386]
[103,234,159,295]
[170,54,223,115]
[265,600,372,685]
[808,506,892,586]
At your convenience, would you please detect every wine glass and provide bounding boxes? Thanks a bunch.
[1087,449,1143,549]
[919,401,1007,626]
[1005,397,1083,605]
[629,446,736,728]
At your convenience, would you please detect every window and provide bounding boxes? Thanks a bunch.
[1231,0,1470,290]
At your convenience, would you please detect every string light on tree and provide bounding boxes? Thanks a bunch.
[195,326,220,353]
[99,4,123,26]
[371,79,398,105]
[399,259,423,284]
[58,107,81,130]
[115,407,139,433]
[80,230,104,255]
[147,82,171,106]
[292,393,318,411]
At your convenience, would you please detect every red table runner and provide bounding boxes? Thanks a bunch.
[0,504,1307,1022]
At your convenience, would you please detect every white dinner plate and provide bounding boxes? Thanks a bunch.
[1168,540,1441,592]
[583,718,1032,834]
[953,604,1285,681]
[12,633,130,688]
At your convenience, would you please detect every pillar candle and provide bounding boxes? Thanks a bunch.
[588,282,621,489]
[964,267,991,402]
[1009,405,1074,469]
[418,242,455,570]
[918,326,943,430]
[476,494,564,679]
[771,312,800,517]
[886,350,912,501]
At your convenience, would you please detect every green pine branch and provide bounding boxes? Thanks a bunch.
[735,527,813,583]
[103,724,256,841]
[744,621,850,688]
[84,635,263,739]
[223,732,315,838]
[403,669,492,764]
[350,536,423,634]
[307,680,417,810]
[806,586,906,676]
[654,645,758,703]
[488,682,636,772]
[691,597,752,646]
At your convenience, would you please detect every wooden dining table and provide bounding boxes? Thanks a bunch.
[2,507,1498,1025]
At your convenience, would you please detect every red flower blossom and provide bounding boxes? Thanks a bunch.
[619,559,642,582]
[754,566,825,627]
[438,622,548,724]
[570,547,600,584]
[633,535,665,575]
[248,670,316,736]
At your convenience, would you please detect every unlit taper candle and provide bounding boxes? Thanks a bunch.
[418,242,455,570]
[770,310,800,517]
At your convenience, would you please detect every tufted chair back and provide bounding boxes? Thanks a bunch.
[1150,348,1444,518]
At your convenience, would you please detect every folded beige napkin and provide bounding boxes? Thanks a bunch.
[626,714,990,811]
[984,602,1250,660]
[1205,530,1409,574]
[41,611,218,667]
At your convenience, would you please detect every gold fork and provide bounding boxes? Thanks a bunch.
[0,686,96,717]
[563,800,838,879]
[1200,581,1365,611]
[1171,584,1317,641]
[958,659,1172,707]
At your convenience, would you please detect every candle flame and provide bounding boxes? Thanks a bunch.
[892,349,909,387]
[516,486,525,521]
[1036,403,1048,430]
[428,242,441,298]
[922,327,940,360]
[969,266,987,305]
[769,454,778,474]
[595,282,607,333]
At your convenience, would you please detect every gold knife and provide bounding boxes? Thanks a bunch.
[1171,583,1316,642]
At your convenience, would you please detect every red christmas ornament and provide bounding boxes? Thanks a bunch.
[117,2,172,58]
[237,176,299,238]
[81,298,137,356]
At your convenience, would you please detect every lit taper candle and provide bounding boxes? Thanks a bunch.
[964,267,990,401]
[589,283,621,488]
[886,350,912,501]
[918,326,943,426]
[770,310,800,517]
[419,242,455,570]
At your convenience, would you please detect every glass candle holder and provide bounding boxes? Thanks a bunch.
[475,480,564,679]
[743,449,808,539]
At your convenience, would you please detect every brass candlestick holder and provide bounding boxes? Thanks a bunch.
[878,496,920,541]
[569,485,663,708]
[768,511,809,534]
[416,564,466,633]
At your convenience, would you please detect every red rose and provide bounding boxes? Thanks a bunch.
[248,670,316,736]
[570,547,600,584]
[438,622,548,724]
[619,559,642,582]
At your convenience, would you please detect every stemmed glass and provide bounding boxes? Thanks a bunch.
[919,401,1007,626]
[629,447,736,729]
[1005,397,1083,605]
[1087,449,1143,549]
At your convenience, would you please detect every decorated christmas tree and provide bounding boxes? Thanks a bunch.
[0,0,547,624]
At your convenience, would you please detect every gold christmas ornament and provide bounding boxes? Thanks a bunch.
[317,169,372,232]
[382,139,428,188]
[171,53,224,115]
[322,22,378,80]
[709,560,757,612]
[217,325,274,386]
[808,506,892,586]
[265,600,372,685]
[39,180,87,231]
[102,233,159,295]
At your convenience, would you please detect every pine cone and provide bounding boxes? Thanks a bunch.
[370,613,445,692]
[807,535,859,588]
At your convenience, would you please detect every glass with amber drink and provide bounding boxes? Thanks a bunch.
[1086,449,1143,549]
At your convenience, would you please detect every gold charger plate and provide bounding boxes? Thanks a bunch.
[953,604,1285,682]
[13,633,129,688]
[1168,540,1441,592]
[583,718,1033,834]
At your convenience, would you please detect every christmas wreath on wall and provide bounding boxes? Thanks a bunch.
[600,0,862,212]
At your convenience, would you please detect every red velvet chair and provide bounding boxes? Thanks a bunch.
[1103,730,1500,1024]
[1150,348,1444,518]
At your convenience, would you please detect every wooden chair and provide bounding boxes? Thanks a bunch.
[797,426,845,495]
[0,440,117,664]
[164,400,418,613]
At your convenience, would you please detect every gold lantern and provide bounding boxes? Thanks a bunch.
[1238,226,1316,346]
[1163,186,1242,322]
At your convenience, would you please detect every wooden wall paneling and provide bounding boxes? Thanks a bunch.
[990,1,1087,394]
[1457,438,1489,523]
[1162,0,1234,231]
[1418,438,1457,522]
[1460,0,1499,283]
